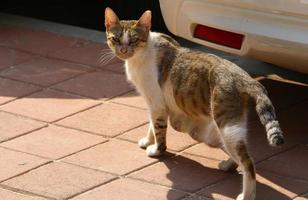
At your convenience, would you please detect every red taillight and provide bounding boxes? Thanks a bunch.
[194,24,244,50]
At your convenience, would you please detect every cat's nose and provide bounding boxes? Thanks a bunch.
[120,47,128,54]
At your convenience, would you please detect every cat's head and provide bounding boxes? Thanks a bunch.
[104,7,151,60]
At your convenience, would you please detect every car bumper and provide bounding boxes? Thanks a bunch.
[159,0,308,73]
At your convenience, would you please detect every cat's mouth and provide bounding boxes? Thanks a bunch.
[116,52,134,60]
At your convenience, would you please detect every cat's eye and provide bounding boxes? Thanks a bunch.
[111,37,120,43]
[129,38,138,44]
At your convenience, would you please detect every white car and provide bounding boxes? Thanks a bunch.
[159,0,308,74]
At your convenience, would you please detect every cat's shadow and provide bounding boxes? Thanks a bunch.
[158,152,292,200]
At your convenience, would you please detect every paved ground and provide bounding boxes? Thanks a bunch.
[0,15,307,200]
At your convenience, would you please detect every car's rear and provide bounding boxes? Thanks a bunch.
[159,0,308,73]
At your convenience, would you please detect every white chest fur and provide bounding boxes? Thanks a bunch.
[124,33,165,110]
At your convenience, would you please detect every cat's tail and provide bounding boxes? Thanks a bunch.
[246,84,285,146]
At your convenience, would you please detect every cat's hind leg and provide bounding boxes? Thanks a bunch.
[219,123,256,200]
[190,119,238,172]
[212,90,256,200]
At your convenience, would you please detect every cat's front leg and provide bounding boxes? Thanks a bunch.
[138,123,154,149]
[145,109,168,157]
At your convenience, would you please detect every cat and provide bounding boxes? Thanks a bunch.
[104,7,284,200]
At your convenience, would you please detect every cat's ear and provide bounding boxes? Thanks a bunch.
[105,7,120,30]
[136,10,152,31]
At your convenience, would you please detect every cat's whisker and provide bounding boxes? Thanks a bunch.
[100,49,112,52]
[99,55,116,66]
[100,55,116,65]
[98,53,115,66]
[98,52,114,62]
[99,53,112,57]
[98,52,114,61]
[99,50,113,56]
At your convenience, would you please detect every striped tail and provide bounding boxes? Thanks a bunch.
[248,85,285,146]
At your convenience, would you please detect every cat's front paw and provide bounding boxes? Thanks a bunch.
[146,144,166,157]
[138,137,153,149]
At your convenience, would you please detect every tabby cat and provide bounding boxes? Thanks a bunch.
[104,7,284,200]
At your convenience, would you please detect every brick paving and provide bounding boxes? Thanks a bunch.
[0,25,307,200]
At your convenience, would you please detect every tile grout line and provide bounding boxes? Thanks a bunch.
[0,184,56,200]
[0,44,125,76]
[255,144,299,165]
[191,174,239,199]
[53,123,109,138]
[50,87,135,104]
[65,177,120,200]
[0,53,40,73]
[55,140,109,161]
[124,176,193,196]
[50,102,103,124]
[0,146,52,160]
[103,89,136,102]
[0,110,49,123]
[126,175,194,194]
[54,119,148,139]
[108,121,150,139]
[109,101,147,111]
[0,74,46,88]
[0,87,44,107]
[256,167,308,184]
[0,124,48,144]
[0,160,53,184]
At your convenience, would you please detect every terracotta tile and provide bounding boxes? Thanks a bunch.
[0,47,34,70]
[183,195,212,200]
[0,147,48,182]
[0,111,45,142]
[0,77,41,105]
[247,101,308,162]
[279,101,308,145]
[183,143,229,161]
[1,125,105,159]
[103,61,125,74]
[259,79,308,111]
[0,89,100,122]
[52,71,132,100]
[49,40,122,67]
[0,25,79,56]
[198,170,308,200]
[0,57,90,86]
[246,120,298,163]
[130,154,230,192]
[111,90,147,109]
[0,188,47,200]
[71,178,187,200]
[2,162,115,199]
[57,103,148,137]
[247,79,308,122]
[53,71,132,100]
[64,139,158,175]
[120,123,198,152]
[257,145,308,180]
[249,100,308,154]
